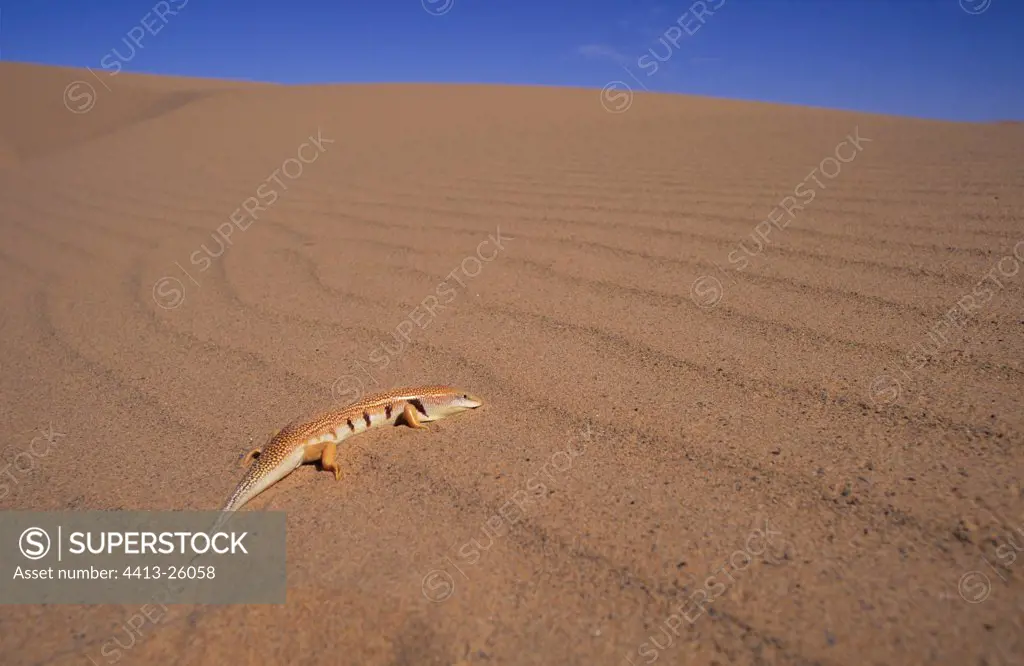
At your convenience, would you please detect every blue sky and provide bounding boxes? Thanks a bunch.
[2,0,1021,121]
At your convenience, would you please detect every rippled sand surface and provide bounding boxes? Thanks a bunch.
[2,61,1023,665]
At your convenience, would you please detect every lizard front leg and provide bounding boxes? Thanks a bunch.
[401,403,429,430]
[320,441,343,481]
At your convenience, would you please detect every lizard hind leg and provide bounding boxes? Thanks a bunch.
[240,448,261,468]
[401,403,429,430]
[241,427,282,467]
[320,441,343,481]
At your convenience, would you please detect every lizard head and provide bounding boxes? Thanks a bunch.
[426,387,483,416]
[454,391,483,410]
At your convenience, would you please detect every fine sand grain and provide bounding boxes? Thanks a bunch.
[1,61,1023,665]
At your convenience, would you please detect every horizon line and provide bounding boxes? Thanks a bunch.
[4,58,1022,126]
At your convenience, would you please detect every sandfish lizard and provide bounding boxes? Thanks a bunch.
[220,385,483,514]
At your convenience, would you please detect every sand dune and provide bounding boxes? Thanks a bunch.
[1,62,1023,665]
